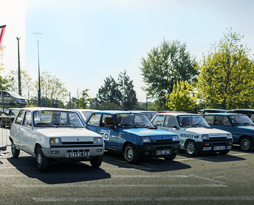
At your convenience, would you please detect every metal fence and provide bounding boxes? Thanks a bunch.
[0,116,13,151]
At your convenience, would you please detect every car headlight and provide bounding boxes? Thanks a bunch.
[50,137,61,145]
[226,134,232,139]
[142,137,151,143]
[94,137,103,144]
[202,134,209,140]
[172,135,179,141]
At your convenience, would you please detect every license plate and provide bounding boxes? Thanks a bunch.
[66,151,90,157]
[155,150,172,156]
[213,146,226,151]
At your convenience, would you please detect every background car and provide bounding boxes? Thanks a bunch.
[151,112,233,155]
[0,91,27,106]
[226,109,254,122]
[129,110,157,120]
[203,113,254,151]
[197,109,227,115]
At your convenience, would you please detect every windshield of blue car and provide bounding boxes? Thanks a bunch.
[116,113,155,128]
[229,115,254,126]
[33,110,84,127]
[177,115,210,128]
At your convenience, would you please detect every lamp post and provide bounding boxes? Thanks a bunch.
[16,37,21,96]
[33,32,42,107]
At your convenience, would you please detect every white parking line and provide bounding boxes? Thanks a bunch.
[14,184,228,188]
[32,196,254,202]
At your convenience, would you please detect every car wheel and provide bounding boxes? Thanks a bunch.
[36,147,49,172]
[164,155,176,161]
[240,137,254,152]
[219,150,230,155]
[185,141,198,156]
[90,156,102,168]
[11,141,20,158]
[123,143,139,164]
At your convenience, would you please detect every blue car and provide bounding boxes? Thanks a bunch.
[81,111,180,163]
[203,113,254,151]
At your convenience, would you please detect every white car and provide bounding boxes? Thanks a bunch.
[9,107,104,171]
[151,112,233,155]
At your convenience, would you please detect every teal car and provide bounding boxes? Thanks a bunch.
[83,111,180,164]
[203,113,254,151]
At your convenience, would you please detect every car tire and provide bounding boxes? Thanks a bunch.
[11,141,20,158]
[36,147,49,172]
[185,140,198,156]
[123,143,139,164]
[164,155,176,161]
[239,137,254,152]
[219,150,230,155]
[90,156,102,168]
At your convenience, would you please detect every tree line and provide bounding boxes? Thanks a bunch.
[0,28,253,110]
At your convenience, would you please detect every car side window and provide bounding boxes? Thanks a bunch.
[204,115,214,125]
[152,115,164,126]
[101,114,115,128]
[15,110,25,125]
[164,116,177,128]
[87,113,101,126]
[23,111,32,128]
[214,116,231,126]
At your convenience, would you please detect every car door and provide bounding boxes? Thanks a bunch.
[20,111,34,153]
[210,115,234,136]
[12,110,26,150]
[99,114,119,150]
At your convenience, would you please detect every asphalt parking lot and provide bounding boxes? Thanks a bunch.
[0,128,254,204]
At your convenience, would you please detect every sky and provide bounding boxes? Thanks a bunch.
[1,0,254,102]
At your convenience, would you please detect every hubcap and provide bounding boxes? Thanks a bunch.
[242,139,250,150]
[187,142,195,154]
[37,153,42,166]
[126,147,133,161]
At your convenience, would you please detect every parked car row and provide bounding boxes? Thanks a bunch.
[8,107,254,172]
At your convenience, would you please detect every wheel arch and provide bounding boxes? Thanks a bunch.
[238,135,254,144]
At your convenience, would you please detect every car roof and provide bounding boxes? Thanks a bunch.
[19,107,74,112]
[92,110,143,115]
[130,110,157,113]
[227,109,254,112]
[204,113,245,116]
[155,112,199,116]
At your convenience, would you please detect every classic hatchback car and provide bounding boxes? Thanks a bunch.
[203,113,254,151]
[9,108,104,171]
[151,113,233,155]
[80,110,180,164]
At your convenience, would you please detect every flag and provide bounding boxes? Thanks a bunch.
[0,25,6,51]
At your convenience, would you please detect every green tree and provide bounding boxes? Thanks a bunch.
[78,89,90,109]
[196,29,254,109]
[0,47,9,90]
[140,40,198,110]
[118,70,138,110]
[166,81,197,111]
[98,76,122,107]
[35,71,68,107]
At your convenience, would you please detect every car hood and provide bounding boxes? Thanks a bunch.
[36,128,101,142]
[183,127,230,135]
[122,128,176,139]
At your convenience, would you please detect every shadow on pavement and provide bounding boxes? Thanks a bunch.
[7,156,111,184]
[101,150,191,172]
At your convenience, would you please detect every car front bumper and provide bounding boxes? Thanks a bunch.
[196,139,233,153]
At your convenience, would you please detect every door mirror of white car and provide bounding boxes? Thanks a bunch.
[173,125,179,130]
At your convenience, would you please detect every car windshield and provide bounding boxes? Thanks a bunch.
[9,109,19,115]
[116,113,155,128]
[177,115,210,128]
[33,110,84,128]
[229,115,254,126]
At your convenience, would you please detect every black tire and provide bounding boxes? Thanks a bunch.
[11,141,20,158]
[185,140,198,156]
[36,147,49,172]
[123,143,139,164]
[90,156,102,168]
[239,137,254,152]
[219,150,230,155]
[164,155,177,161]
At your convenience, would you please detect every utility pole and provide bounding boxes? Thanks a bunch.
[16,37,21,96]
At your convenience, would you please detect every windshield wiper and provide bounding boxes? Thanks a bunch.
[35,123,55,127]
[243,123,253,126]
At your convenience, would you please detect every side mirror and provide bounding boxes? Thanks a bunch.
[173,125,178,130]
